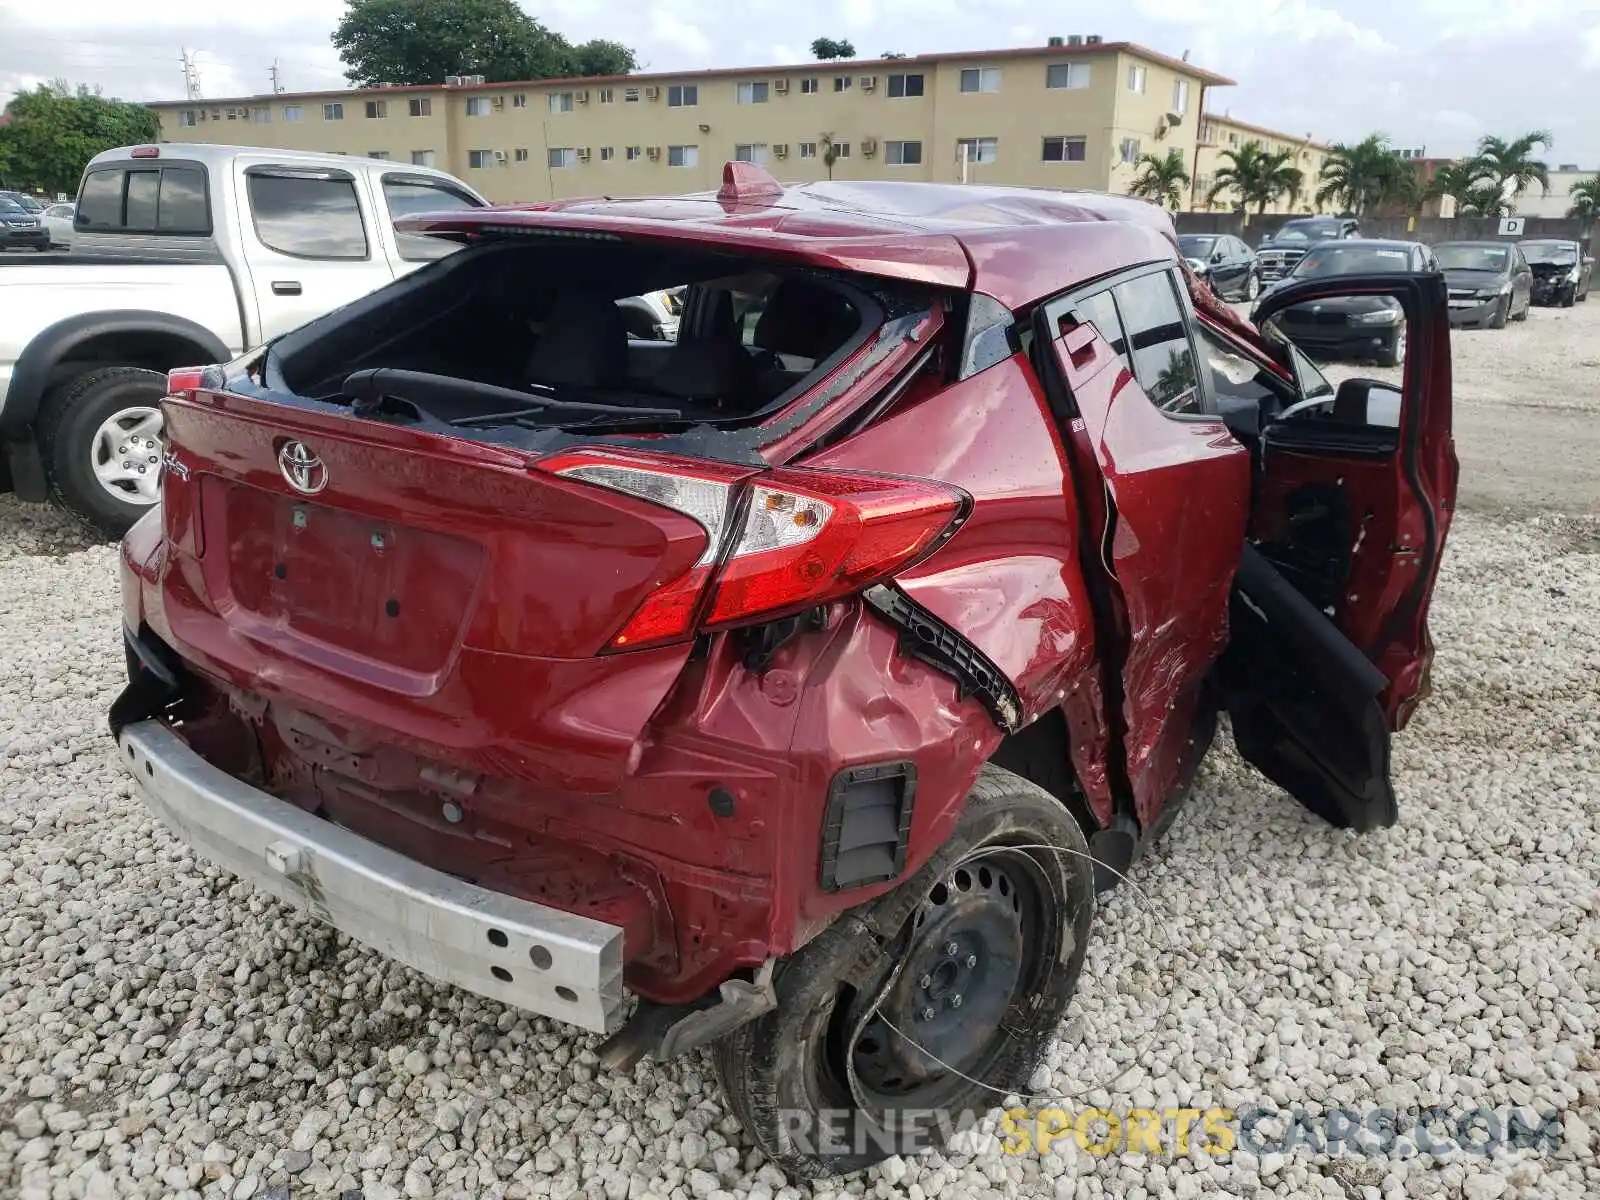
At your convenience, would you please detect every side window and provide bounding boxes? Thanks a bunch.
[381,177,482,261]
[1072,289,1128,364]
[76,169,124,229]
[246,171,368,260]
[1111,271,1204,415]
[1196,324,1285,407]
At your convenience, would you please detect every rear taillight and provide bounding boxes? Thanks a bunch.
[166,367,208,396]
[538,450,965,650]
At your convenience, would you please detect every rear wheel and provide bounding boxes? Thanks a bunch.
[715,766,1095,1178]
[37,367,167,538]
[1376,324,1406,369]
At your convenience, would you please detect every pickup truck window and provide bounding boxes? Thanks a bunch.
[381,176,482,261]
[77,166,210,234]
[246,172,368,260]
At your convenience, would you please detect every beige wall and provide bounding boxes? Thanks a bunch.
[154,48,1224,204]
[1192,115,1330,214]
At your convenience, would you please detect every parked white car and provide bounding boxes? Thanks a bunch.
[40,203,75,249]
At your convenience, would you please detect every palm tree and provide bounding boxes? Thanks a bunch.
[1567,176,1600,221]
[1316,134,1414,216]
[1457,184,1513,218]
[1205,142,1304,214]
[1475,131,1553,204]
[1129,149,1191,209]
[1423,159,1495,211]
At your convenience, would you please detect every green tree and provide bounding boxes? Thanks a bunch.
[332,0,636,87]
[810,38,857,59]
[1457,183,1512,218]
[1566,176,1600,221]
[1205,142,1303,214]
[0,81,160,196]
[1474,131,1552,205]
[1316,134,1413,216]
[1422,158,1495,211]
[1128,149,1191,209]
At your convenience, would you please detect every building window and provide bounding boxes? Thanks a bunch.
[666,84,698,107]
[1042,136,1087,162]
[549,92,573,114]
[468,150,494,169]
[736,81,769,105]
[1120,137,1142,164]
[282,105,303,123]
[323,103,344,121]
[888,72,925,98]
[833,75,852,92]
[367,150,391,160]
[668,145,699,167]
[547,148,576,168]
[624,87,640,102]
[600,146,615,161]
[466,97,491,116]
[798,141,818,159]
[958,137,998,165]
[512,93,527,108]
[832,141,851,158]
[515,148,530,163]
[409,97,432,117]
[800,77,819,94]
[1172,79,1191,113]
[885,140,923,165]
[1046,62,1091,89]
[734,143,769,165]
[251,107,272,124]
[626,145,642,161]
[598,88,614,104]
[411,150,436,166]
[958,68,1000,93]
[179,109,197,127]
[365,100,387,119]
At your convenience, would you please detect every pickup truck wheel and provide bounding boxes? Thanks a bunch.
[38,367,167,538]
[714,766,1095,1178]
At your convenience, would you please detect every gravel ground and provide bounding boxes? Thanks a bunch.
[1,309,1597,1198]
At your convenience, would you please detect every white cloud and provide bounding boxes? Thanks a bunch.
[647,12,713,61]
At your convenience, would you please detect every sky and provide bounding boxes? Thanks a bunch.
[3,0,1599,165]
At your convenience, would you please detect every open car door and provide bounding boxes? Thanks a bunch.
[1222,271,1457,831]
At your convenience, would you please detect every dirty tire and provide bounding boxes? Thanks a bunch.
[37,366,167,539]
[714,765,1095,1179]
[1489,296,1509,330]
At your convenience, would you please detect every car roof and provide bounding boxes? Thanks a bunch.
[397,166,1181,310]
[1325,238,1420,251]
[1434,240,1514,248]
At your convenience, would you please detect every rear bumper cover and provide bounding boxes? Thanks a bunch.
[117,718,628,1033]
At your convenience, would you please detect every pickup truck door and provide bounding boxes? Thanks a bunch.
[1223,271,1457,831]
[232,159,397,342]
[1035,265,1252,829]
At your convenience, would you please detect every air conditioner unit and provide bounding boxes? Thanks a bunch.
[646,145,662,160]
[862,137,878,155]
[773,78,789,93]
[1085,35,1103,45]
[577,147,591,161]
[1066,35,1083,46]
[493,150,508,164]
[773,143,789,157]
[576,90,589,103]
[445,75,463,86]
[1165,111,1183,128]
[465,74,486,85]
[492,96,505,110]
[859,75,877,90]
[645,86,661,101]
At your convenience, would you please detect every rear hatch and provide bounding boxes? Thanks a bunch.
[158,390,738,793]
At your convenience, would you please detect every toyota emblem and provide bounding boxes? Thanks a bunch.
[277,440,328,495]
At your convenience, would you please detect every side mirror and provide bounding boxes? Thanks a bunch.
[1211,250,1225,263]
[1331,378,1402,428]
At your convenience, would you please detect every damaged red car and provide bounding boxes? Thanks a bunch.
[112,165,1456,1177]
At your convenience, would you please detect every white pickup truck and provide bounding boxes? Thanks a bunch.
[0,144,496,533]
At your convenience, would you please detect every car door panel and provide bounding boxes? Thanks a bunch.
[1042,271,1251,827]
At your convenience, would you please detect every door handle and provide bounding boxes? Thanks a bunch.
[271,281,303,296]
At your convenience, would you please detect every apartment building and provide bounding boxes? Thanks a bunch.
[149,39,1233,204]
[1192,114,1331,214]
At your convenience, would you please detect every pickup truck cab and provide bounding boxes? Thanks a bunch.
[112,166,1456,1177]
[0,144,487,534]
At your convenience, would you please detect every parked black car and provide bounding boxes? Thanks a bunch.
[1255,216,1361,281]
[0,197,50,252]
[1255,239,1431,367]
[1178,233,1261,300]
[1519,239,1593,306]
[1433,241,1533,329]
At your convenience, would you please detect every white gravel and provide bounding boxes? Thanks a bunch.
[1,319,1598,1198]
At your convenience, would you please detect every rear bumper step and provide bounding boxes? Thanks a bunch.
[117,720,627,1033]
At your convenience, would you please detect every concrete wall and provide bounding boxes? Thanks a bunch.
[1175,211,1594,248]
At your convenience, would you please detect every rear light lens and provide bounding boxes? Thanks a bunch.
[538,450,965,650]
[166,367,208,396]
